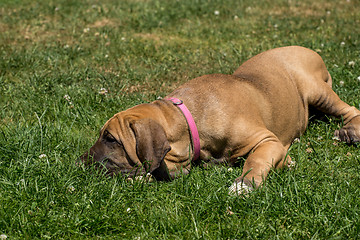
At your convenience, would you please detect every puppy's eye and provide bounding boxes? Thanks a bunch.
[103,131,117,143]
[105,134,117,143]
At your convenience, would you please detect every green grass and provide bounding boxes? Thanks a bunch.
[1,0,360,239]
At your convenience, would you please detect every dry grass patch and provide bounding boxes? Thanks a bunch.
[132,32,199,47]
[89,18,120,28]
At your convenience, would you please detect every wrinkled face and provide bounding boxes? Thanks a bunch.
[79,120,143,177]
[79,114,172,180]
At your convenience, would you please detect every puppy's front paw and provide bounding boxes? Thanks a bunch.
[228,181,254,196]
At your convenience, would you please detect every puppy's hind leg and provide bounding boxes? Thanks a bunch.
[307,73,360,143]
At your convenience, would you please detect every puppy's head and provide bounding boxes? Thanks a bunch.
[80,114,171,181]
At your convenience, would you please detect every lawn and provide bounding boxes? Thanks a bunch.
[1,0,360,239]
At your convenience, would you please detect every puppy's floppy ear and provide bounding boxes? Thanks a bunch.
[130,118,171,181]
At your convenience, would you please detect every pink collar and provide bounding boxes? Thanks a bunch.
[166,98,200,161]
